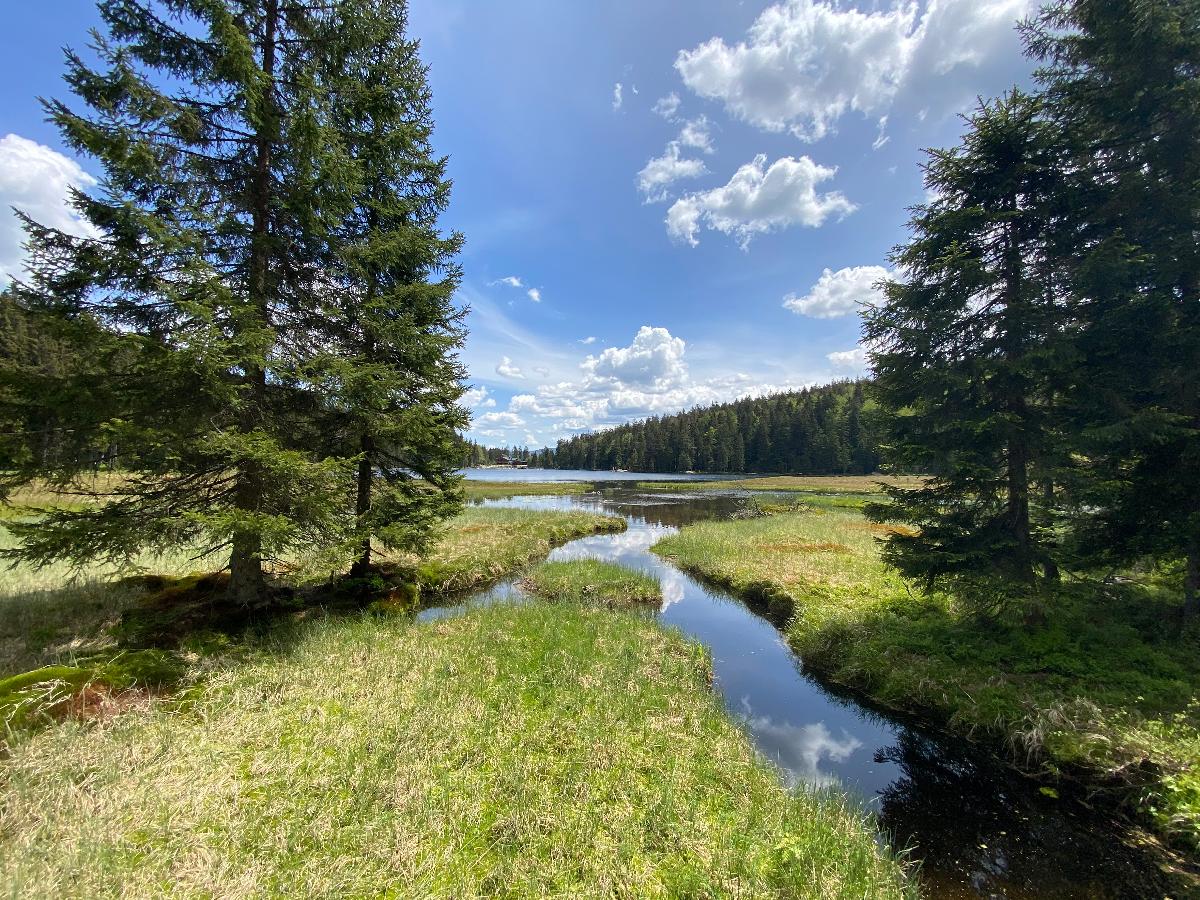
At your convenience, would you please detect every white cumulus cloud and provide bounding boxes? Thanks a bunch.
[583,326,688,391]
[495,356,525,379]
[0,134,100,285]
[666,154,854,248]
[675,0,1033,142]
[527,287,541,303]
[462,386,496,409]
[784,265,889,318]
[827,346,870,370]
[637,141,708,203]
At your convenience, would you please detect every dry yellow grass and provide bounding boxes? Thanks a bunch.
[637,474,925,494]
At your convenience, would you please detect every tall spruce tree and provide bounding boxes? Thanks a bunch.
[313,0,467,577]
[2,1,377,604]
[864,90,1069,603]
[1026,0,1200,617]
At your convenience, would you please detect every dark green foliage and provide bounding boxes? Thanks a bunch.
[302,0,467,574]
[2,0,466,604]
[1025,0,1200,615]
[865,91,1069,602]
[545,380,882,474]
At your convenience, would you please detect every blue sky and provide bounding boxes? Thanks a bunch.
[0,0,1036,448]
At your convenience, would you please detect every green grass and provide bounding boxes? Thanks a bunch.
[462,479,591,500]
[0,506,620,680]
[653,506,1200,853]
[0,601,912,898]
[523,559,662,609]
[384,506,625,595]
[636,474,924,495]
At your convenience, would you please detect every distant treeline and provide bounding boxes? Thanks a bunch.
[461,381,884,475]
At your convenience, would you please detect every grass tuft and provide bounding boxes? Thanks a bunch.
[523,559,662,609]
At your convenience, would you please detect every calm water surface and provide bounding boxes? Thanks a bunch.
[422,479,1175,899]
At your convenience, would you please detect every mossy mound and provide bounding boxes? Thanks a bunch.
[114,572,297,647]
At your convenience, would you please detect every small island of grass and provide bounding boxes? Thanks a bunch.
[523,559,662,609]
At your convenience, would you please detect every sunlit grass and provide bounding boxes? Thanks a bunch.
[384,506,625,594]
[523,559,661,609]
[653,506,1200,852]
[0,602,912,898]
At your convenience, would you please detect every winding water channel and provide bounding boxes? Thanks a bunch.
[423,480,1173,898]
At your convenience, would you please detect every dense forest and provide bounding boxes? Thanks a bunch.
[552,381,881,474]
[462,381,883,475]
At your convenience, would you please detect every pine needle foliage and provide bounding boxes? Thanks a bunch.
[865,90,1070,606]
[1,0,466,604]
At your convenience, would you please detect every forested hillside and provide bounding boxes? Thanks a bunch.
[545,380,882,474]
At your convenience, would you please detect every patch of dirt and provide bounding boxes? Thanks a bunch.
[62,684,161,723]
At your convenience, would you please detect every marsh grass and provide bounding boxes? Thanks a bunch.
[462,479,591,500]
[383,506,625,594]
[653,506,1200,852]
[637,474,925,495]
[0,602,912,898]
[523,559,662,609]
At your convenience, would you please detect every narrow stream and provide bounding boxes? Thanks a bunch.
[421,484,1171,899]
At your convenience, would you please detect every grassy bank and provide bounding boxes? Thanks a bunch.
[0,507,621,680]
[0,601,912,897]
[652,506,1200,853]
[636,474,924,494]
[383,506,624,594]
[463,479,592,500]
[523,559,662,609]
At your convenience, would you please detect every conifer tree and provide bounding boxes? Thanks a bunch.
[2,1,376,604]
[311,0,467,577]
[1026,0,1200,616]
[864,91,1069,603]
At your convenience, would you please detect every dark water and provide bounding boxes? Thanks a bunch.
[420,485,1178,899]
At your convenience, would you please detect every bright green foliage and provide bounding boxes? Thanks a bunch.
[0,603,912,897]
[1,1,467,605]
[1025,0,1200,615]
[524,559,662,609]
[865,91,1068,602]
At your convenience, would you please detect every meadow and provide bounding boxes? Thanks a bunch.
[0,501,913,898]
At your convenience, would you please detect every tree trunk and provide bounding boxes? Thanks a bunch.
[1002,199,1035,583]
[350,432,373,577]
[1041,479,1060,582]
[227,0,278,606]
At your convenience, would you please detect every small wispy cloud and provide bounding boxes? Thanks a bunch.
[489,275,523,288]
[612,82,624,111]
[527,287,542,303]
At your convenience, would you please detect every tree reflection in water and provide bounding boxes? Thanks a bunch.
[875,730,1172,899]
